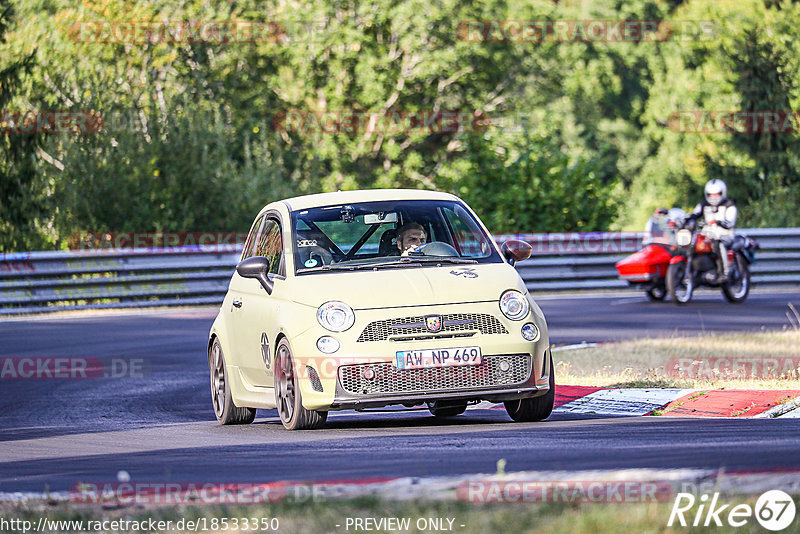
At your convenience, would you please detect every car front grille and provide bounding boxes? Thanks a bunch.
[356,313,508,342]
[338,354,531,396]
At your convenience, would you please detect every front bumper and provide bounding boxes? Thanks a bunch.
[290,300,550,410]
[331,385,549,411]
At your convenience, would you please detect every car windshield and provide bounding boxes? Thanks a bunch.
[291,199,502,274]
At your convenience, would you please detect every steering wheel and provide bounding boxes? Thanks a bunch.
[415,241,460,257]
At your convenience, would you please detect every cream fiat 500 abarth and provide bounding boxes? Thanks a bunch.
[208,189,553,430]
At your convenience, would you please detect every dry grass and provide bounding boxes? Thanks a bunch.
[554,328,800,389]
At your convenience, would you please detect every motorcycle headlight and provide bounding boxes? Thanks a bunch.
[499,290,530,321]
[317,301,355,332]
[676,229,692,247]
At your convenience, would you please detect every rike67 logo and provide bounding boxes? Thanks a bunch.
[668,490,796,531]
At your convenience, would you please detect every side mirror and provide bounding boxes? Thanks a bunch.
[501,240,532,266]
[236,256,274,294]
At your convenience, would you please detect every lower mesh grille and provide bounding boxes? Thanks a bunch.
[338,354,531,395]
[307,366,323,392]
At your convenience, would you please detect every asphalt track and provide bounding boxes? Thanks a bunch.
[1,289,799,493]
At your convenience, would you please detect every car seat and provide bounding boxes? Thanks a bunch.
[378,228,398,256]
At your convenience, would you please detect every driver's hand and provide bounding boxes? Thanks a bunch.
[401,245,417,257]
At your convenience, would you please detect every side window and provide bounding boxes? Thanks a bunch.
[443,205,492,257]
[255,219,284,275]
[242,215,265,260]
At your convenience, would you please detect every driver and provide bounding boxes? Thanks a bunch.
[687,179,737,282]
[396,222,427,256]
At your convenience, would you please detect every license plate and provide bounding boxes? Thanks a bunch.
[394,346,482,370]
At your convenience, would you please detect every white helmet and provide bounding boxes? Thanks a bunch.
[704,179,727,206]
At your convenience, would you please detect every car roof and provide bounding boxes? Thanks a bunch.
[270,189,460,213]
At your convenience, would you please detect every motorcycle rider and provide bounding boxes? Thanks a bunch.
[687,179,737,283]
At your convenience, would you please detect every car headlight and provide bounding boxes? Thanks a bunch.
[317,301,355,332]
[499,290,529,321]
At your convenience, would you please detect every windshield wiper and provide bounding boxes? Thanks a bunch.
[356,257,479,269]
[334,259,422,270]
[296,264,360,272]
[338,257,479,270]
[407,256,478,264]
[296,263,413,272]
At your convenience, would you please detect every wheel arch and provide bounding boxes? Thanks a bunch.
[273,331,289,364]
[207,334,218,365]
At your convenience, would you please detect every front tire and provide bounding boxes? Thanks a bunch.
[505,357,555,422]
[666,261,693,305]
[646,284,667,301]
[275,339,327,430]
[722,253,751,303]
[209,338,256,425]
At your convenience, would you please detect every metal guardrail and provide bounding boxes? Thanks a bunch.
[503,228,800,292]
[1,228,798,315]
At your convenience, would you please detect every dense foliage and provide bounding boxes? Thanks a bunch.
[1,0,798,250]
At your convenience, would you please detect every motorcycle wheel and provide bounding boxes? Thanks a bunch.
[646,285,667,301]
[666,261,693,305]
[722,253,750,303]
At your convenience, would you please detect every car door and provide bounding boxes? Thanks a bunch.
[224,214,263,361]
[228,214,286,387]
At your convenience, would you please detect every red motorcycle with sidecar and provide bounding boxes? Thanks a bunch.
[615,209,682,301]
[614,209,758,303]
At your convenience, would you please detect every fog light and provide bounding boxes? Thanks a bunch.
[316,336,340,354]
[499,360,511,372]
[521,323,539,341]
[362,367,376,380]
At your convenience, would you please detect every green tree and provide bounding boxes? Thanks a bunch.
[722,27,800,224]
[0,0,49,251]
[440,128,618,233]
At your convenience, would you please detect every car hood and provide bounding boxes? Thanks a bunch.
[288,262,527,309]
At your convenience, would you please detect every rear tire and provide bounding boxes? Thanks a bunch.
[275,338,327,430]
[505,357,555,422]
[428,401,468,418]
[209,338,256,425]
[722,253,751,303]
[666,261,693,305]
